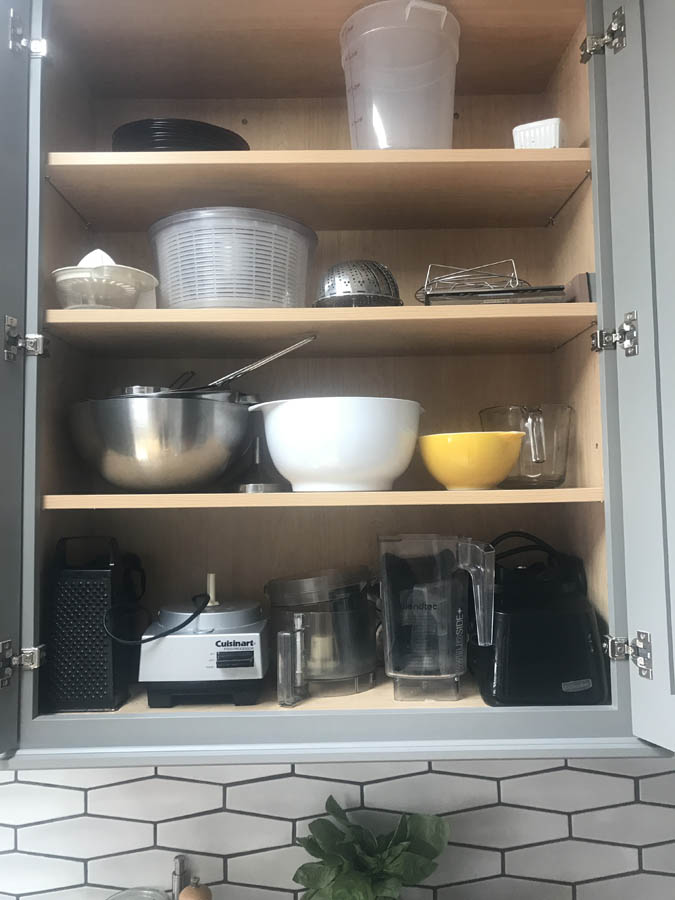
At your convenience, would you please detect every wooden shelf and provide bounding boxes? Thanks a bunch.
[46,149,592,231]
[45,303,598,358]
[50,0,585,99]
[107,673,487,715]
[43,488,604,511]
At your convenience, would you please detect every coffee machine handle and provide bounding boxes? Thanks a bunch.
[277,613,310,707]
[523,407,547,463]
[457,539,495,646]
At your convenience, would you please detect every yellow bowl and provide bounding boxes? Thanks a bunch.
[419,431,525,490]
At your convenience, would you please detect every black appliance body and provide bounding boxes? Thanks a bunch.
[42,537,144,712]
[468,531,609,706]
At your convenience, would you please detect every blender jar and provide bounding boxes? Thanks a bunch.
[379,535,495,700]
[480,404,573,488]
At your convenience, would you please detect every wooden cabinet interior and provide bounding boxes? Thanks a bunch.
[31,5,609,718]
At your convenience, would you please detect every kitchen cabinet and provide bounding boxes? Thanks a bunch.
[1,0,674,767]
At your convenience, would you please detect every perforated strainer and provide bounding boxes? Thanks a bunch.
[315,259,402,307]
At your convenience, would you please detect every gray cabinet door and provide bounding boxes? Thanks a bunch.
[599,0,675,750]
[0,0,30,757]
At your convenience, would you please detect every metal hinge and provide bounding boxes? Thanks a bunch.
[4,315,48,360]
[603,632,653,679]
[581,7,626,63]
[591,310,638,356]
[0,641,45,690]
[8,7,47,57]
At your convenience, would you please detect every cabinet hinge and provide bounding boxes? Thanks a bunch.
[603,632,653,679]
[8,7,47,56]
[4,316,48,360]
[0,641,46,690]
[591,310,638,356]
[581,7,626,63]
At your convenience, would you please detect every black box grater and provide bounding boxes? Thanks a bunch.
[42,537,144,712]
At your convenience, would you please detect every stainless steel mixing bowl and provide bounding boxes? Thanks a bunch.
[70,394,252,490]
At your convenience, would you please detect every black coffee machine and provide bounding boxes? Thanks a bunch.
[468,531,609,706]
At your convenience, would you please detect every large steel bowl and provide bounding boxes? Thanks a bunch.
[70,394,251,490]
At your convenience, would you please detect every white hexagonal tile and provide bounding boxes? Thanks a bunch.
[158,810,291,855]
[295,762,428,782]
[0,782,84,825]
[18,815,153,858]
[433,760,565,778]
[18,767,154,788]
[0,853,83,894]
[0,894,12,900]
[644,843,675,874]
[88,849,223,889]
[364,773,497,815]
[87,776,222,821]
[426,844,500,886]
[569,758,675,777]
[228,776,359,819]
[641,773,675,805]
[400,888,433,900]
[501,769,634,812]
[506,839,638,883]
[158,764,291,784]
[577,874,675,900]
[438,877,573,900]
[0,772,14,783]
[574,803,675,845]
[210,887,292,900]
[0,824,13,851]
[446,805,568,848]
[24,890,113,900]
[228,844,308,890]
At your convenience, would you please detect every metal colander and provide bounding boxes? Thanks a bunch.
[315,259,402,307]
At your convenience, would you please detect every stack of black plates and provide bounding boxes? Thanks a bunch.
[112,118,250,151]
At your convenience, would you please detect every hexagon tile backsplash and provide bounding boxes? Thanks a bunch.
[1,759,675,900]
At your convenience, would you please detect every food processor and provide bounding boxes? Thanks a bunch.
[379,535,495,700]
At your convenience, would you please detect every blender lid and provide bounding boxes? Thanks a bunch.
[266,567,371,606]
[158,603,264,632]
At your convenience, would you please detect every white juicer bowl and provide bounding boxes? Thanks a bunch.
[249,396,423,491]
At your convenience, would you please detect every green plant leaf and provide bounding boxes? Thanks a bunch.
[386,851,438,886]
[297,836,328,859]
[373,877,403,899]
[294,862,340,890]
[377,832,394,852]
[389,815,409,848]
[326,795,350,824]
[350,824,379,855]
[330,871,375,900]
[310,818,349,853]
[382,842,409,864]
[405,815,450,860]
[353,843,380,872]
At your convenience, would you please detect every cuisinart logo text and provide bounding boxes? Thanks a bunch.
[215,639,255,647]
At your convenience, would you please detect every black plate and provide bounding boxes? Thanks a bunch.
[112,118,250,151]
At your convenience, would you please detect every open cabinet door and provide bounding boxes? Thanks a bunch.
[596,0,675,750]
[0,0,31,758]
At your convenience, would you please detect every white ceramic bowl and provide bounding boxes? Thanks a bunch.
[249,397,423,491]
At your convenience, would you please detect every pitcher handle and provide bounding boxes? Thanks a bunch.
[457,539,495,646]
[523,407,547,463]
[405,0,448,29]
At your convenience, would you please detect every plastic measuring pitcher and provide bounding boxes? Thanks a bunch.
[340,0,461,150]
[379,535,495,700]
